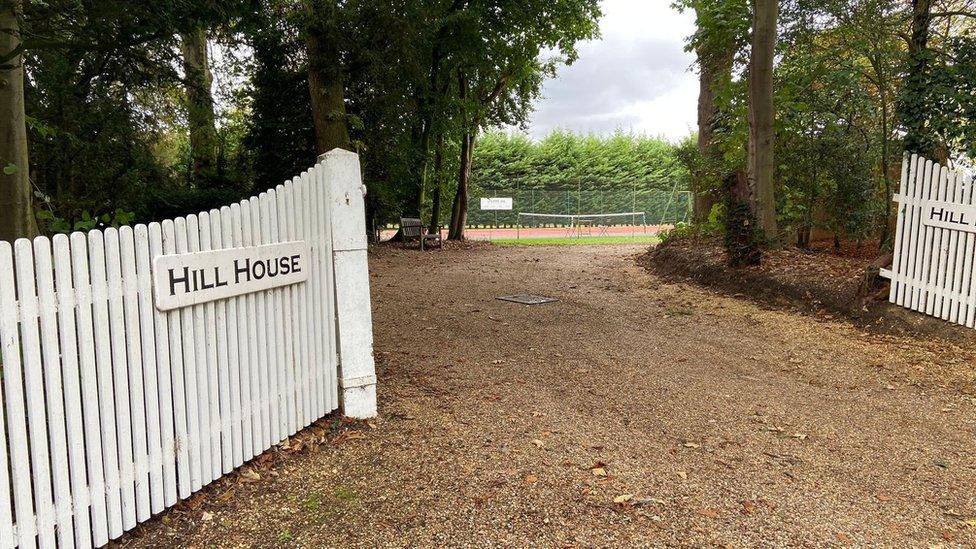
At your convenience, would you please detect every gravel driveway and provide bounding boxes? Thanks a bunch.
[128,243,976,547]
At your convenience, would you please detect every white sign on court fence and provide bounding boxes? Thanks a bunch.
[480,197,513,211]
[153,241,310,310]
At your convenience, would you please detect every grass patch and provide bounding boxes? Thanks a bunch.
[492,235,660,247]
[301,492,322,511]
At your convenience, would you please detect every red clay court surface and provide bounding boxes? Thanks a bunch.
[380,224,672,241]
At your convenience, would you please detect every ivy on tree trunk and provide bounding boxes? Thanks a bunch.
[180,28,219,188]
[898,0,933,157]
[724,171,761,267]
[305,0,350,155]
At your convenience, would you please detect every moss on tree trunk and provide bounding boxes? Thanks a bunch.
[0,0,38,241]
[181,28,220,188]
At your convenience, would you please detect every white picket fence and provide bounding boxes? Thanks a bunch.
[881,153,976,327]
[0,149,376,548]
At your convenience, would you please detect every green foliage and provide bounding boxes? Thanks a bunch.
[465,130,691,225]
[17,0,973,250]
[19,0,255,230]
[239,2,317,192]
[900,34,976,158]
[676,0,911,246]
[35,207,137,234]
[660,204,725,243]
[772,0,904,245]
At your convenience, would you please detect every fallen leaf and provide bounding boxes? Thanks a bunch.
[613,494,633,504]
[792,433,808,441]
[964,518,976,528]
[632,497,666,507]
[531,439,544,449]
[186,494,207,509]
[239,469,261,483]
[696,508,719,519]
[591,467,607,477]
[741,500,756,515]
[683,442,700,449]
[676,471,688,480]
[201,511,214,522]
[835,532,852,545]
[333,431,366,444]
[875,493,891,502]
[524,474,538,484]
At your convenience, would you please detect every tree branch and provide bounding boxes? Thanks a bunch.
[930,11,976,19]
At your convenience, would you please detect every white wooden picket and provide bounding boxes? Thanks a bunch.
[0,149,376,548]
[882,153,976,328]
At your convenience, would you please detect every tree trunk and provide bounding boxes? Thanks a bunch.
[724,170,761,267]
[693,67,718,222]
[428,133,444,236]
[692,46,732,223]
[306,1,350,155]
[879,90,895,249]
[899,0,932,156]
[747,0,778,243]
[0,0,37,241]
[449,132,473,240]
[180,28,220,188]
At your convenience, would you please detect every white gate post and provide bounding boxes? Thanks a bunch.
[322,148,378,419]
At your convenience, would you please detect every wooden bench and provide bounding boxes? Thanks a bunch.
[400,217,442,251]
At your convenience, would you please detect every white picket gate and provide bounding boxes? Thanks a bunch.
[881,153,976,327]
[0,149,376,548]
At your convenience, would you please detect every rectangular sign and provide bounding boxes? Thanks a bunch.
[480,197,513,211]
[922,200,976,234]
[153,241,309,311]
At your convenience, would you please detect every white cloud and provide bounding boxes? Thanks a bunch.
[527,0,698,141]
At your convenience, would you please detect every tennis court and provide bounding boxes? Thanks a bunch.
[380,224,672,242]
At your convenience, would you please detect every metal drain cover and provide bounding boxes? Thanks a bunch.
[496,294,558,305]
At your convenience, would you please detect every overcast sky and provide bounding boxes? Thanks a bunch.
[526,0,698,142]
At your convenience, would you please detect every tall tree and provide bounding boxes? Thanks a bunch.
[693,53,726,221]
[747,0,778,243]
[243,0,318,190]
[448,69,510,239]
[445,0,601,239]
[181,27,220,187]
[682,0,748,223]
[898,0,932,156]
[305,0,351,154]
[428,132,445,235]
[0,0,37,241]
